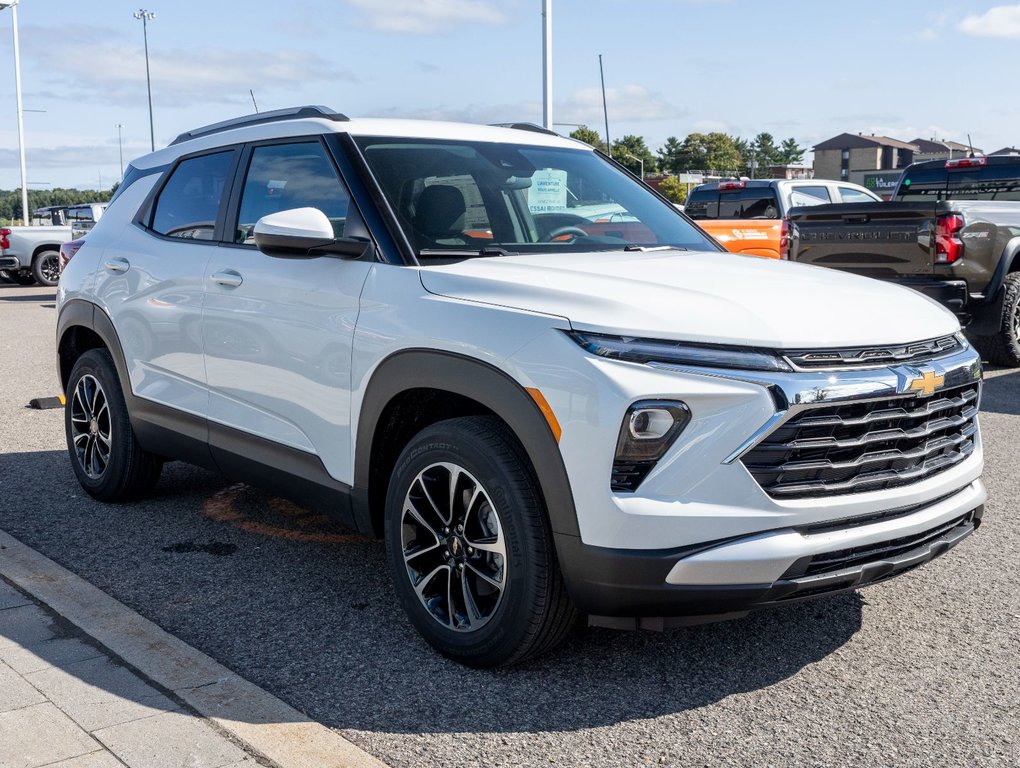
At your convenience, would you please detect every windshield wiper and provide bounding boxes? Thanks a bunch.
[418,246,519,259]
[623,244,685,252]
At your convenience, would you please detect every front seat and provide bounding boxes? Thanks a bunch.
[412,185,467,248]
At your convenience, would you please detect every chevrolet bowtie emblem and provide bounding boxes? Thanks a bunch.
[908,369,945,397]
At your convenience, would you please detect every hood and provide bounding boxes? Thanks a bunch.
[418,249,960,349]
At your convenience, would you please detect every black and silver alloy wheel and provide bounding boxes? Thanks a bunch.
[401,462,506,632]
[69,374,112,479]
[64,349,162,501]
[385,416,578,667]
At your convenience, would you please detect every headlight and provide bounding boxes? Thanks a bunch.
[568,331,792,373]
[612,400,691,492]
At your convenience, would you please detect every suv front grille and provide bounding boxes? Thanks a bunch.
[741,383,979,499]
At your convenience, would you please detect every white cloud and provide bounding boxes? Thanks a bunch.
[346,0,506,34]
[959,4,1020,38]
[559,84,683,124]
[13,24,353,108]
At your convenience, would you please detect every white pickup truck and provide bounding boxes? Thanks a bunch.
[1,203,106,286]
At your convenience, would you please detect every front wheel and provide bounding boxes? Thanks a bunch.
[32,250,61,287]
[969,273,1020,367]
[384,416,577,667]
[65,349,163,501]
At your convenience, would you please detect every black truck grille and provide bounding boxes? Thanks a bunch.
[741,384,979,499]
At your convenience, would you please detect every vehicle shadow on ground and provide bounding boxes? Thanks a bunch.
[0,292,55,302]
[0,449,863,736]
[980,368,1020,416]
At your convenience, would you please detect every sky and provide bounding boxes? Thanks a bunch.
[1,0,1018,190]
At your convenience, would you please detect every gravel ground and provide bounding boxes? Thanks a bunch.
[1,282,1017,767]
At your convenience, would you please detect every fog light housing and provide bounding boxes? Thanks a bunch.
[612,400,691,492]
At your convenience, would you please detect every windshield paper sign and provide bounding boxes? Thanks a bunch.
[528,169,569,213]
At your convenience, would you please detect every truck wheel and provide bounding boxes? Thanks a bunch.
[32,250,61,287]
[65,349,163,501]
[384,416,577,667]
[970,273,1020,368]
[8,271,35,286]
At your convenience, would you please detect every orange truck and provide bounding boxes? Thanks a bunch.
[683,179,882,259]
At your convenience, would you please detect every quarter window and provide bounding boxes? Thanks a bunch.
[235,142,351,244]
[837,186,878,204]
[151,151,234,240]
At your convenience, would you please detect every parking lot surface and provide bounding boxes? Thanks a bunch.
[1,282,1018,767]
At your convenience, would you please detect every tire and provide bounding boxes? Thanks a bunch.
[969,273,1020,368]
[384,416,578,667]
[32,250,61,287]
[65,349,163,502]
[8,271,35,286]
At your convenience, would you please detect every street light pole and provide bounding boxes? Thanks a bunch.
[541,0,552,130]
[133,9,155,152]
[598,54,610,158]
[1,1,30,226]
[116,124,124,180]
[621,151,644,181]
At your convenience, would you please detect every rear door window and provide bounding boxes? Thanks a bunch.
[151,151,235,240]
[837,186,879,204]
[789,186,831,207]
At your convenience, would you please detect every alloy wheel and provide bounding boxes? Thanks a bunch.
[40,254,60,284]
[400,462,507,632]
[69,374,112,479]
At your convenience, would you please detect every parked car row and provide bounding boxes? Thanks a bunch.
[0,203,106,286]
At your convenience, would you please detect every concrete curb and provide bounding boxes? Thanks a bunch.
[0,528,387,768]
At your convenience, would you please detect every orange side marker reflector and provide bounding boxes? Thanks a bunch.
[526,387,561,443]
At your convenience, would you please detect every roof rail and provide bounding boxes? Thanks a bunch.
[489,122,560,137]
[170,105,349,146]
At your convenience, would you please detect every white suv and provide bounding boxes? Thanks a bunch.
[56,106,986,666]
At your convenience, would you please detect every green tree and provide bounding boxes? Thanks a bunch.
[657,176,689,205]
[657,136,685,174]
[749,132,779,177]
[569,125,607,154]
[779,137,805,165]
[611,135,657,177]
[668,132,742,173]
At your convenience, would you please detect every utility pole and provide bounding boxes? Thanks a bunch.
[1,1,30,225]
[134,9,155,151]
[542,0,552,130]
[599,54,610,158]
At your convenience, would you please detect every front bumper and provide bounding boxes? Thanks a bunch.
[558,480,984,624]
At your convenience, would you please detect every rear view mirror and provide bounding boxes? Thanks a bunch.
[253,207,372,260]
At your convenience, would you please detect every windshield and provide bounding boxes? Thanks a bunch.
[353,136,719,259]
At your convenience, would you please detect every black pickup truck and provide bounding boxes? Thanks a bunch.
[788,156,1020,366]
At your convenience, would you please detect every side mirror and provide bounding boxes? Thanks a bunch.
[253,207,372,260]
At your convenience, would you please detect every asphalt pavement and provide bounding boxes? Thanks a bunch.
[1,281,1018,767]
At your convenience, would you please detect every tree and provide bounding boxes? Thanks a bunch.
[611,135,657,177]
[749,132,779,177]
[657,136,685,174]
[657,176,689,205]
[779,137,805,165]
[569,125,606,154]
[667,132,742,174]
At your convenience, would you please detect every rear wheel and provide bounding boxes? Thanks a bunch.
[65,349,163,501]
[32,250,61,287]
[384,416,577,667]
[970,273,1020,367]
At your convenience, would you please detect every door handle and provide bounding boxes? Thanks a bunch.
[210,269,243,288]
[104,257,130,273]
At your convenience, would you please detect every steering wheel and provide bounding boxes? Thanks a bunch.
[542,225,589,242]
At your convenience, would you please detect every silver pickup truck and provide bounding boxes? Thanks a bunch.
[1,203,106,286]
